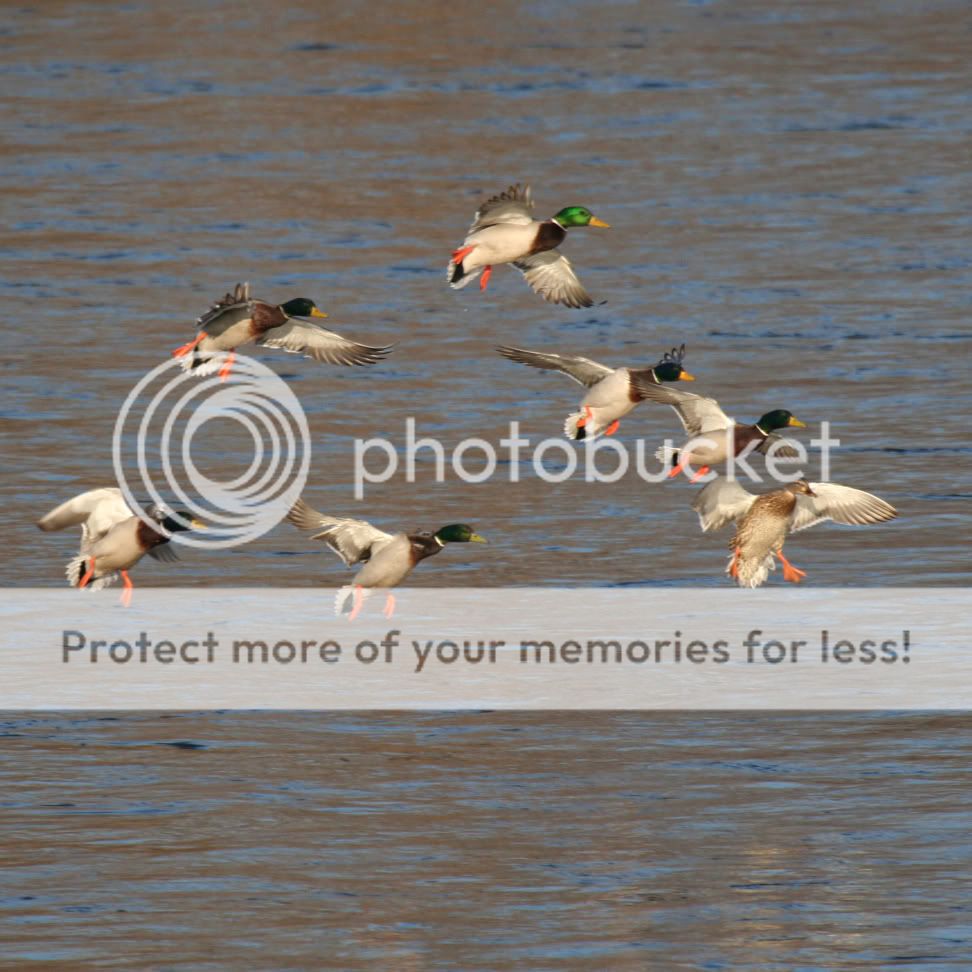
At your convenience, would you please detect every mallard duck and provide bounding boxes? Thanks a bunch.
[447,184,609,308]
[37,487,205,604]
[287,498,486,619]
[633,381,807,481]
[693,477,897,587]
[497,343,695,440]
[172,282,392,381]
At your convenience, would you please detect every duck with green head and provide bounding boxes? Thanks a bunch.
[37,488,205,605]
[287,498,487,620]
[496,343,696,440]
[632,380,808,481]
[172,282,391,381]
[448,184,609,308]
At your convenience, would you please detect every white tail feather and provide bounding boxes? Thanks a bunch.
[447,260,482,290]
[179,351,224,376]
[655,444,678,465]
[65,555,118,591]
[563,411,585,440]
[334,585,372,617]
[729,552,776,589]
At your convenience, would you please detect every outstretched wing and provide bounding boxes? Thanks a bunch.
[258,322,392,366]
[790,483,898,533]
[691,477,758,532]
[758,434,801,460]
[469,183,534,232]
[630,383,732,436]
[37,487,132,549]
[512,251,593,309]
[197,282,255,336]
[287,498,394,566]
[495,346,613,388]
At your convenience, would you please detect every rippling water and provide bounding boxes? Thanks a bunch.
[1,0,970,966]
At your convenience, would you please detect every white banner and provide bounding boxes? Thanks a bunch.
[0,588,967,709]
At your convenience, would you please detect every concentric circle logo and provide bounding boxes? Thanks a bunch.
[112,354,310,549]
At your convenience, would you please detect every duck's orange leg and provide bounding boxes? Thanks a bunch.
[728,547,741,579]
[479,266,493,291]
[78,558,96,589]
[451,244,476,266]
[348,585,365,621]
[576,405,594,429]
[172,332,207,358]
[604,419,620,436]
[689,465,711,483]
[119,570,133,607]
[777,549,807,583]
[668,462,684,479]
[218,350,236,382]
[382,592,396,619]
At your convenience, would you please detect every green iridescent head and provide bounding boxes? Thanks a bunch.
[552,206,610,229]
[434,524,487,544]
[651,344,695,383]
[756,409,806,433]
[280,297,328,319]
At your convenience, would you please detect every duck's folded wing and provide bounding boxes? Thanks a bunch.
[197,282,254,334]
[691,477,757,532]
[37,487,132,547]
[790,483,898,532]
[495,346,613,387]
[258,321,392,366]
[287,499,394,566]
[512,251,593,309]
[758,433,801,460]
[470,183,534,231]
[628,382,731,437]
[146,543,180,564]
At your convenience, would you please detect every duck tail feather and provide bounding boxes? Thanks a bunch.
[447,259,482,290]
[65,555,118,590]
[728,552,775,589]
[563,411,599,441]
[655,444,678,466]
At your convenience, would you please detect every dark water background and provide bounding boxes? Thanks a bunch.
[1,0,970,967]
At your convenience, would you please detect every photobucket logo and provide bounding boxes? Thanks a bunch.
[354,419,840,498]
[112,354,311,549]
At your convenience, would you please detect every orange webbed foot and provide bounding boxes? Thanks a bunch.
[119,570,133,607]
[689,465,711,484]
[78,557,96,590]
[729,547,741,579]
[348,586,365,621]
[451,244,476,266]
[604,419,620,436]
[172,332,206,358]
[778,551,807,584]
[218,350,236,382]
[668,462,684,479]
[479,266,493,291]
[576,405,594,429]
[382,592,396,619]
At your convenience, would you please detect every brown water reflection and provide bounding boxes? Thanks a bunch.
[2,712,972,968]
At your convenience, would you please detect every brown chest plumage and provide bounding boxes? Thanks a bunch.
[730,490,797,549]
[250,302,288,338]
[732,424,767,456]
[407,533,444,567]
[136,519,168,553]
[529,220,567,255]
